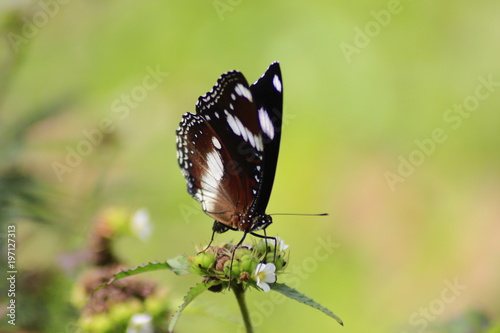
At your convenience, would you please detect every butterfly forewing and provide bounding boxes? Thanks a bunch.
[176,62,283,232]
[248,63,283,214]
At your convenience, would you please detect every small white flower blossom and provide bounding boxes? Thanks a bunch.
[254,262,277,292]
[131,209,152,241]
[275,236,289,252]
[127,313,153,333]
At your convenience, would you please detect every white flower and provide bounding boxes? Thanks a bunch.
[127,313,153,333]
[275,236,289,252]
[131,209,152,241]
[254,262,277,292]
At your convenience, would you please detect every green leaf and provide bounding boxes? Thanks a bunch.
[270,283,343,326]
[94,259,181,293]
[167,255,191,275]
[168,282,214,332]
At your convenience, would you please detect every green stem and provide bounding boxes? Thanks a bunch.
[233,283,254,333]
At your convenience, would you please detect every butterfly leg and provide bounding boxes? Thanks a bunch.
[226,230,254,289]
[199,221,233,254]
[250,230,277,264]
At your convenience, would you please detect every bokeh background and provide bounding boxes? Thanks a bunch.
[1,0,500,332]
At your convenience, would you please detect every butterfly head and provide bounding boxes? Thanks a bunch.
[249,214,273,232]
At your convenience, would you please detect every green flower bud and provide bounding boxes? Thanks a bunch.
[231,260,241,277]
[265,252,276,263]
[79,314,114,332]
[104,207,130,234]
[144,296,165,317]
[233,246,252,260]
[192,252,216,270]
[223,259,232,277]
[240,255,257,274]
[273,256,286,271]
[253,240,268,255]
[110,301,141,323]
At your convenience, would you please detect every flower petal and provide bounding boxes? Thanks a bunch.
[257,280,271,292]
[254,262,276,289]
[127,313,153,333]
[276,236,289,251]
[131,209,152,241]
[263,274,276,284]
[263,264,276,283]
[263,263,276,273]
[255,263,267,276]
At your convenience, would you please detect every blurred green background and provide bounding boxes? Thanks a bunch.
[1,0,500,332]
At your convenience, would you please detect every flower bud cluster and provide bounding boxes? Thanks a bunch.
[189,238,289,292]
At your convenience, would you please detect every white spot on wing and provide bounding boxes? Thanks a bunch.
[238,118,249,142]
[255,135,264,151]
[225,111,241,136]
[205,151,224,182]
[235,83,253,102]
[197,150,225,212]
[225,111,264,151]
[247,129,256,148]
[273,75,282,92]
[212,136,222,150]
[258,107,275,140]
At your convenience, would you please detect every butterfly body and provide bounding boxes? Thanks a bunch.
[176,62,283,236]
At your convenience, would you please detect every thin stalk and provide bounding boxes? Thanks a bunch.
[232,283,253,333]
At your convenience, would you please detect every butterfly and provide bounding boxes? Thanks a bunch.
[176,62,283,246]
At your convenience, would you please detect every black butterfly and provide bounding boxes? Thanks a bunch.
[176,62,283,245]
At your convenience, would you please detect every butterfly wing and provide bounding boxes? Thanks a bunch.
[248,62,283,215]
[177,62,283,231]
[177,69,266,230]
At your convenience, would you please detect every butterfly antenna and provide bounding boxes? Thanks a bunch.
[269,213,329,216]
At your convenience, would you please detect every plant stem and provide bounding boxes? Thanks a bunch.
[233,283,254,333]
